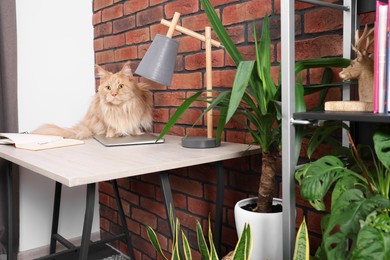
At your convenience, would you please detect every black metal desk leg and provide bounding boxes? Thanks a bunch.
[159,172,177,237]
[111,180,135,260]
[214,161,224,256]
[49,182,62,254]
[160,172,184,258]
[78,183,96,260]
[6,162,13,260]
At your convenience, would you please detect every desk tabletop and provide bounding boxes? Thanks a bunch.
[0,135,261,187]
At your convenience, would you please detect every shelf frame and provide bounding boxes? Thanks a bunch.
[281,0,355,258]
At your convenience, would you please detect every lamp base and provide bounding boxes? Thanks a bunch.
[181,136,220,148]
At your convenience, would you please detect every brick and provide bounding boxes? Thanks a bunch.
[100,217,110,231]
[94,0,113,11]
[188,197,213,217]
[131,179,156,199]
[124,0,149,15]
[175,210,200,230]
[94,38,104,52]
[125,27,150,45]
[211,69,236,88]
[94,22,113,38]
[170,175,203,197]
[141,197,166,217]
[113,16,136,33]
[153,108,169,122]
[102,4,123,22]
[136,6,163,27]
[150,0,168,6]
[225,25,245,45]
[104,33,125,49]
[154,92,186,107]
[295,35,343,60]
[99,192,110,206]
[222,1,271,25]
[164,0,199,18]
[185,49,225,70]
[119,189,139,205]
[181,13,215,33]
[207,0,238,7]
[304,8,343,33]
[150,23,180,39]
[100,205,118,221]
[115,46,138,61]
[99,181,114,196]
[95,50,115,64]
[177,36,201,53]
[170,72,202,90]
[175,109,203,126]
[93,11,102,26]
[132,207,158,229]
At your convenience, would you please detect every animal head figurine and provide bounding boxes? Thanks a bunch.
[339,25,375,103]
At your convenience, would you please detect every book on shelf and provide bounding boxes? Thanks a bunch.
[374,1,388,113]
[0,133,84,151]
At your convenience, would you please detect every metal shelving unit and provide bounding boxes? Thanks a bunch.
[280,0,356,258]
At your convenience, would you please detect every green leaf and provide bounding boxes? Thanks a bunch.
[208,217,219,260]
[157,91,203,140]
[232,223,252,260]
[352,225,390,259]
[182,231,192,260]
[196,221,210,260]
[373,131,390,171]
[200,0,242,66]
[225,61,255,124]
[293,218,310,260]
[323,190,390,259]
[146,226,168,260]
[295,156,346,210]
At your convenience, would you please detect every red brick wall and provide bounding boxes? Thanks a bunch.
[93,0,375,258]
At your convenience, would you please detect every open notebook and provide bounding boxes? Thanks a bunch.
[93,133,164,147]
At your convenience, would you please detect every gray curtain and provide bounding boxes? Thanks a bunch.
[0,0,19,258]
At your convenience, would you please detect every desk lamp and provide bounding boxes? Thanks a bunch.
[135,12,222,148]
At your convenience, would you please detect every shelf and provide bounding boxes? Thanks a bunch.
[294,111,390,123]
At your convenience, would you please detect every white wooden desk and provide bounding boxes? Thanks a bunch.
[1,135,261,259]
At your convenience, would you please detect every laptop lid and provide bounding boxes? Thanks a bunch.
[93,133,164,147]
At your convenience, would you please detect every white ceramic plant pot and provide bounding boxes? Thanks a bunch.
[234,197,283,260]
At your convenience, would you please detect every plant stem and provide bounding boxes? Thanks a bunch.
[347,131,374,193]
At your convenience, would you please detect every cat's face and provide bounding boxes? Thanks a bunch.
[96,63,137,105]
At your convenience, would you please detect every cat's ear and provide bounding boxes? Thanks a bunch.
[120,62,133,78]
[95,64,109,79]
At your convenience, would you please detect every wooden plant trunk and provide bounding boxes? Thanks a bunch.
[256,152,278,213]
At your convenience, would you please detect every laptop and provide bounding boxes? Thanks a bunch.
[93,133,164,147]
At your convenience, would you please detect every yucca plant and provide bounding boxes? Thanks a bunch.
[146,216,252,260]
[295,129,390,259]
[158,0,350,213]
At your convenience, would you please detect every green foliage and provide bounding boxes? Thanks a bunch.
[293,218,310,260]
[147,217,252,260]
[295,130,390,259]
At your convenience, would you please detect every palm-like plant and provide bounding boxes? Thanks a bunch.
[159,0,350,213]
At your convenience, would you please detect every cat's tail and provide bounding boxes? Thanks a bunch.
[32,123,93,140]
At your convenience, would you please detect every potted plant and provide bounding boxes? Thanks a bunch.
[158,0,350,258]
[146,216,252,259]
[295,129,390,259]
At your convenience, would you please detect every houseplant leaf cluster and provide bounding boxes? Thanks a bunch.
[146,216,252,260]
[295,130,390,259]
[159,0,350,213]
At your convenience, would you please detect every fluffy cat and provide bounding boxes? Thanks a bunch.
[33,62,153,139]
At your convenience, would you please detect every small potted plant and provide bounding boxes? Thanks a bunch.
[295,129,390,258]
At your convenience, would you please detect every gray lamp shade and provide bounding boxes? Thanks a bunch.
[135,34,179,86]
